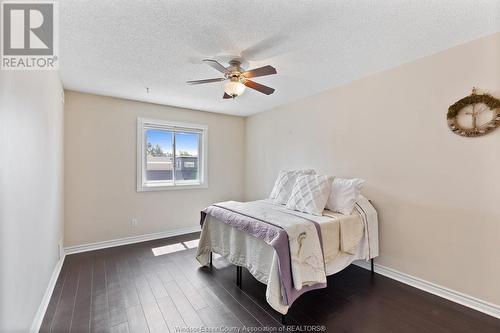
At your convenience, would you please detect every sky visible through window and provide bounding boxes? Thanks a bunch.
[147,129,199,156]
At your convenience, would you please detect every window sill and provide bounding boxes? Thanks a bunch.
[137,182,208,192]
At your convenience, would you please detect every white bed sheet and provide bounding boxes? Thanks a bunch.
[197,198,378,314]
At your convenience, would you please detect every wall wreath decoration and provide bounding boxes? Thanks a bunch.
[447,88,500,137]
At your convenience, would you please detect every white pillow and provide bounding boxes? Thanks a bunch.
[285,174,334,216]
[326,178,365,215]
[270,169,316,204]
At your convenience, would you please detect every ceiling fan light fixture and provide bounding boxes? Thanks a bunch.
[188,59,276,99]
[224,80,245,98]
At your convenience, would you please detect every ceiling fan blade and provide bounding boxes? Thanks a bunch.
[242,65,277,78]
[186,78,225,85]
[243,80,275,95]
[203,59,229,74]
[223,92,232,99]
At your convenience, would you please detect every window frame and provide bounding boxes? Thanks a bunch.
[136,117,208,191]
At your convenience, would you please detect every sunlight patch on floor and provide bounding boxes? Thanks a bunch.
[183,239,199,249]
[151,239,200,256]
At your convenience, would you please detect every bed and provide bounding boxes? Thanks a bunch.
[195,195,378,320]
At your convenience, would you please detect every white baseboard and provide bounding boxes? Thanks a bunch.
[64,226,201,255]
[30,254,66,333]
[354,260,500,319]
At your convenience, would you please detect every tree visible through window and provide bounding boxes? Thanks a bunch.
[145,129,174,182]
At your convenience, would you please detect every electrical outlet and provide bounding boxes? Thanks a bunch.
[131,218,138,228]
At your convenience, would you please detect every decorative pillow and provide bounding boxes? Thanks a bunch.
[326,178,365,215]
[270,169,316,204]
[285,174,334,216]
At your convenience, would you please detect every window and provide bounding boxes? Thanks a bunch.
[137,118,208,191]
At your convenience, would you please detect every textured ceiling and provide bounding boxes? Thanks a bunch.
[60,0,499,116]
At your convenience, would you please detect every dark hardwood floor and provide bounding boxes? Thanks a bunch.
[40,232,500,333]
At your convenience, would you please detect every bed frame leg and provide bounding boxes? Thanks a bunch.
[236,266,242,289]
[209,251,213,268]
[371,258,374,274]
[281,314,286,325]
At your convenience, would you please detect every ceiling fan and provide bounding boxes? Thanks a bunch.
[187,59,277,99]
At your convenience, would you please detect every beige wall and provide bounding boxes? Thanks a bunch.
[0,71,64,331]
[64,92,245,247]
[245,33,500,305]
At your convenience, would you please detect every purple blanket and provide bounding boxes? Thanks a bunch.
[200,204,326,307]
